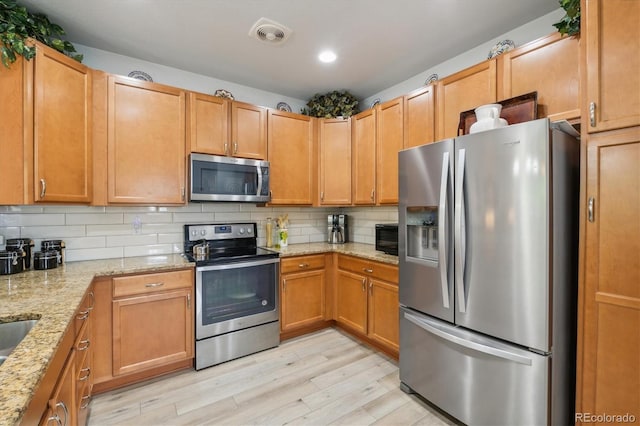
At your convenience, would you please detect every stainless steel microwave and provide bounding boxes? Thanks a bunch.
[190,153,270,203]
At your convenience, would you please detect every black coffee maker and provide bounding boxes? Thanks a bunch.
[327,214,348,244]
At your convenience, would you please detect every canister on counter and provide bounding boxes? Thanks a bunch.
[33,250,59,270]
[0,250,24,275]
[41,240,65,264]
[6,238,34,269]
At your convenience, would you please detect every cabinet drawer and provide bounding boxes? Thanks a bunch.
[113,269,193,298]
[281,255,326,274]
[338,255,398,284]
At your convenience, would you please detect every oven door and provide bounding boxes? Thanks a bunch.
[195,257,279,340]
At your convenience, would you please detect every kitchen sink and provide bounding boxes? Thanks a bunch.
[0,319,38,367]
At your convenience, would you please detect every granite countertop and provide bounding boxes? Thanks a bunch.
[272,242,399,265]
[0,243,396,425]
[0,254,192,426]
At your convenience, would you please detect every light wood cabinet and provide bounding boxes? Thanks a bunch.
[436,59,497,140]
[267,110,316,205]
[336,255,399,356]
[376,97,403,205]
[42,350,76,426]
[499,32,580,122]
[187,95,267,159]
[404,84,436,148]
[187,92,229,155]
[582,0,640,133]
[106,75,186,204]
[318,118,352,205]
[0,40,92,205]
[280,255,327,334]
[576,126,640,421]
[351,108,377,205]
[92,269,194,393]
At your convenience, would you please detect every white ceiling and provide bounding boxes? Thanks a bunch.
[19,0,560,101]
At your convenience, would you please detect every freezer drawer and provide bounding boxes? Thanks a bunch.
[399,307,550,426]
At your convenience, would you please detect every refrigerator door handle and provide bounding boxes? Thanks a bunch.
[438,152,450,309]
[454,148,467,313]
[403,311,533,366]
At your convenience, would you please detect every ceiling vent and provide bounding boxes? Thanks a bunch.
[249,18,292,45]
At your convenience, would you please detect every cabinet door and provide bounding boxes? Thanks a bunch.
[499,32,580,122]
[376,97,403,205]
[583,0,640,132]
[319,118,352,205]
[42,351,75,426]
[34,44,92,203]
[578,127,640,419]
[268,110,315,205]
[437,59,497,140]
[352,109,376,205]
[368,278,399,353]
[107,76,186,204]
[281,269,325,331]
[231,101,267,159]
[336,269,367,334]
[112,288,193,376]
[187,92,229,155]
[404,85,436,148]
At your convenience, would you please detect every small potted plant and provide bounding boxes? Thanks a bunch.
[0,0,83,67]
[301,90,360,119]
[553,0,580,36]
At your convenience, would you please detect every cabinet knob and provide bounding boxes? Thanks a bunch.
[363,268,374,273]
[588,197,595,223]
[40,178,47,199]
[298,263,309,268]
[234,142,238,154]
[589,102,596,127]
[361,277,366,291]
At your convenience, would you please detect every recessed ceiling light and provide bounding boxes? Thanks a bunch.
[318,50,337,63]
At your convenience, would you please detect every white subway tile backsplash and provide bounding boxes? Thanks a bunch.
[0,202,385,261]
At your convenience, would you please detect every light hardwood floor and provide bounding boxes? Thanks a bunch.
[88,328,456,425]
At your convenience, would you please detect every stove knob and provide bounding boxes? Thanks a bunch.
[200,230,206,236]
[247,228,252,234]
[238,228,245,235]
[191,230,197,236]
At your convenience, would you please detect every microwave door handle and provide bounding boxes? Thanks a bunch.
[438,151,450,309]
[256,166,263,196]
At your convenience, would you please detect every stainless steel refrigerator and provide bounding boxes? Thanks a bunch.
[398,118,579,426]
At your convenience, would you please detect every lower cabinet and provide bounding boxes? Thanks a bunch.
[23,286,95,426]
[92,268,194,393]
[280,254,331,338]
[336,255,399,357]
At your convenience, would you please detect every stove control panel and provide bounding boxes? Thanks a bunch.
[186,223,256,241]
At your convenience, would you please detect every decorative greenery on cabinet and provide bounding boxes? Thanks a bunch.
[553,0,580,36]
[0,0,82,67]
[302,90,360,118]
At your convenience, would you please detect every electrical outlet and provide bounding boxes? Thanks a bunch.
[132,216,142,233]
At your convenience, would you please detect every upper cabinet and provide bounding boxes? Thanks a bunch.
[187,92,229,155]
[267,110,316,205]
[105,75,186,204]
[404,84,436,148]
[187,94,267,159]
[498,32,580,122]
[436,59,497,140]
[376,97,403,205]
[351,108,377,205]
[0,41,92,205]
[231,101,267,159]
[318,118,352,205]
[582,0,640,132]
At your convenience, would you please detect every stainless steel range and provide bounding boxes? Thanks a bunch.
[183,223,280,370]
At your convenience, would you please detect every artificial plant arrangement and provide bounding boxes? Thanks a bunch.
[0,0,83,67]
[553,0,580,36]
[301,90,360,118]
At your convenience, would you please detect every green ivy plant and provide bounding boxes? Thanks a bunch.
[301,90,360,118]
[553,0,580,36]
[0,0,82,68]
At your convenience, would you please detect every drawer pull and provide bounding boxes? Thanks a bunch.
[361,277,366,291]
[298,263,309,268]
[78,339,90,351]
[145,282,165,288]
[363,268,374,273]
[76,310,89,320]
[80,394,92,409]
[79,367,91,381]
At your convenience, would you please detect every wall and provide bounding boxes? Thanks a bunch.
[0,204,398,262]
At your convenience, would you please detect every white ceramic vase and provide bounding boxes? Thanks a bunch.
[470,103,508,134]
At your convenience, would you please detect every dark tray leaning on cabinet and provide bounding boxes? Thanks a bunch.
[458,91,538,136]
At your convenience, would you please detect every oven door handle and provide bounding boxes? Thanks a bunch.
[196,257,280,272]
